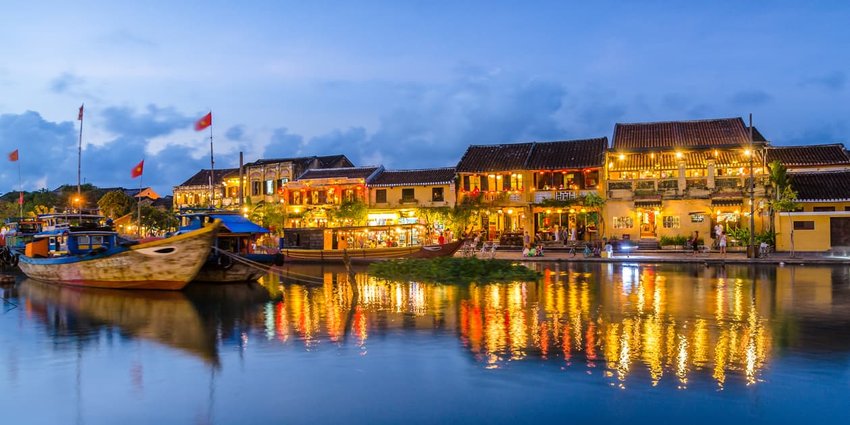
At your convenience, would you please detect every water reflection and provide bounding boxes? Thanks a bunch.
[258,263,848,390]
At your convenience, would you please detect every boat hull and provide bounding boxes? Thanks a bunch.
[18,223,219,290]
[193,253,279,283]
[281,240,464,263]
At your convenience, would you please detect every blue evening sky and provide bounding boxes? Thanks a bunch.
[0,1,848,195]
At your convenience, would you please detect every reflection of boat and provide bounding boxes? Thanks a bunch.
[177,210,283,283]
[19,278,218,365]
[18,220,220,290]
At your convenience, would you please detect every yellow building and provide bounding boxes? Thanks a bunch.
[283,166,382,228]
[766,144,850,252]
[455,138,607,242]
[605,118,768,247]
[243,155,353,206]
[172,168,238,210]
[367,167,457,236]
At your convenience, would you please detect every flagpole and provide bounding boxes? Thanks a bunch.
[77,104,83,199]
[208,110,215,208]
[138,161,144,237]
[17,156,22,218]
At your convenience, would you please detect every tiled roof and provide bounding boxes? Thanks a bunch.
[766,144,850,168]
[247,154,353,168]
[370,167,456,187]
[456,143,533,173]
[790,171,850,201]
[456,138,607,173]
[177,168,238,187]
[613,117,753,151]
[297,166,383,182]
[610,149,763,171]
[525,138,608,170]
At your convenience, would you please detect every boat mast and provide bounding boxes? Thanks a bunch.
[77,103,84,219]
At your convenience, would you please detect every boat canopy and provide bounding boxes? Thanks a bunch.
[212,214,269,234]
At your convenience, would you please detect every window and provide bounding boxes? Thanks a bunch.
[462,175,470,191]
[276,178,288,193]
[510,173,523,191]
[265,180,275,195]
[402,188,415,202]
[613,216,634,229]
[432,187,444,202]
[662,216,680,229]
[375,189,387,203]
[343,189,355,203]
[251,181,261,196]
[813,206,836,212]
[793,221,815,230]
[690,213,705,223]
[290,191,302,205]
[585,171,599,187]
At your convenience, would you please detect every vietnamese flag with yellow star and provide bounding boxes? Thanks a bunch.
[131,159,144,179]
[195,112,212,131]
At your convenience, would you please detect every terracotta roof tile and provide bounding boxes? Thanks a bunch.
[790,171,850,201]
[177,168,238,187]
[613,117,753,151]
[297,166,383,182]
[766,144,850,168]
[526,138,608,170]
[456,143,533,173]
[370,167,456,187]
[610,149,763,171]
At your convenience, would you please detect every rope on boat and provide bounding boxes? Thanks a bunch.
[211,247,326,285]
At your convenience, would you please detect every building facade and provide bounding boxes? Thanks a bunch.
[243,155,353,207]
[605,118,768,246]
[455,138,607,241]
[367,167,456,229]
[283,166,383,228]
[172,168,238,210]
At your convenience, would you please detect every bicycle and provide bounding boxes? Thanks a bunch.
[566,241,578,257]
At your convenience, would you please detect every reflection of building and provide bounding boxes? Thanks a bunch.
[606,118,767,246]
[367,167,456,229]
[455,138,607,239]
[766,144,850,252]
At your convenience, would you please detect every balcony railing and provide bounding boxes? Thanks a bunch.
[715,177,741,191]
[686,178,707,190]
[608,181,633,190]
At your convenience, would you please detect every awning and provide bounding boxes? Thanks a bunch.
[634,200,662,208]
[211,214,270,234]
[711,198,743,206]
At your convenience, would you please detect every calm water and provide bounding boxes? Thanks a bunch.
[1,262,850,424]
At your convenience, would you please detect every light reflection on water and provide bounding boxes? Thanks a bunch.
[1,262,850,424]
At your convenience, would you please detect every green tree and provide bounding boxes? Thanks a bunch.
[97,190,136,219]
[771,185,800,254]
[583,193,606,239]
[417,206,451,235]
[253,202,288,232]
[767,160,790,234]
[331,200,368,226]
[135,205,178,236]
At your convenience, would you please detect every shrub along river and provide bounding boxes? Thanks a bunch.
[1,262,849,424]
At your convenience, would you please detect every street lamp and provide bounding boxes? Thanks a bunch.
[748,114,756,257]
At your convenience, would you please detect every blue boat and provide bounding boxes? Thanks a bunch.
[177,210,283,283]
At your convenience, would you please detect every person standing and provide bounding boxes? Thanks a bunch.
[719,231,727,257]
[523,231,530,248]
[691,230,700,255]
[438,232,445,245]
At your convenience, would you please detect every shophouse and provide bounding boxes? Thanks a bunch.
[766,144,850,252]
[367,167,457,228]
[172,168,238,210]
[455,138,607,240]
[283,166,383,228]
[243,155,353,206]
[606,118,768,247]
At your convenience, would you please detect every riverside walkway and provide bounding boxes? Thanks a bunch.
[480,248,850,265]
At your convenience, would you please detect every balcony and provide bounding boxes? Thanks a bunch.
[399,198,419,205]
[715,177,742,192]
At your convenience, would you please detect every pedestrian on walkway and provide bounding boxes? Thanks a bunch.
[719,231,727,257]
[523,231,530,248]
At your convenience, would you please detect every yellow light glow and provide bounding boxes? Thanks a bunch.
[618,154,625,161]
[506,209,513,215]
[675,151,683,159]
[744,149,752,156]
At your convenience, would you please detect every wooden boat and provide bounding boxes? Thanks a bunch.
[177,210,283,283]
[280,239,464,263]
[17,220,220,290]
[19,278,218,365]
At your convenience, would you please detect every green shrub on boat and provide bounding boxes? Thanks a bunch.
[368,257,541,284]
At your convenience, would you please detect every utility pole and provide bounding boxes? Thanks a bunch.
[749,113,756,257]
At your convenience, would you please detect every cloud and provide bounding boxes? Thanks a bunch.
[100,104,194,138]
[0,111,77,191]
[800,71,846,92]
[729,90,773,106]
[98,29,157,48]
[263,127,304,159]
[49,72,85,94]
[225,125,246,141]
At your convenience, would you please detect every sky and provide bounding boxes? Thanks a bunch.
[0,1,848,196]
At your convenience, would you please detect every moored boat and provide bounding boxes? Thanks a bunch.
[177,209,283,283]
[18,220,220,290]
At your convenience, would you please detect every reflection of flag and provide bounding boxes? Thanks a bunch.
[78,104,84,121]
[131,160,144,178]
[8,149,18,162]
[194,112,212,131]
[18,192,23,205]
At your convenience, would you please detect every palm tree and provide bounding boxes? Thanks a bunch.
[767,160,790,234]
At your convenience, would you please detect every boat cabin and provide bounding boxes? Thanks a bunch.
[178,210,269,255]
[283,224,427,250]
[26,231,120,258]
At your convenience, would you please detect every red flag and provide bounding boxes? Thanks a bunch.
[18,192,23,205]
[78,104,84,121]
[194,112,212,131]
[131,160,144,178]
[8,149,18,162]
